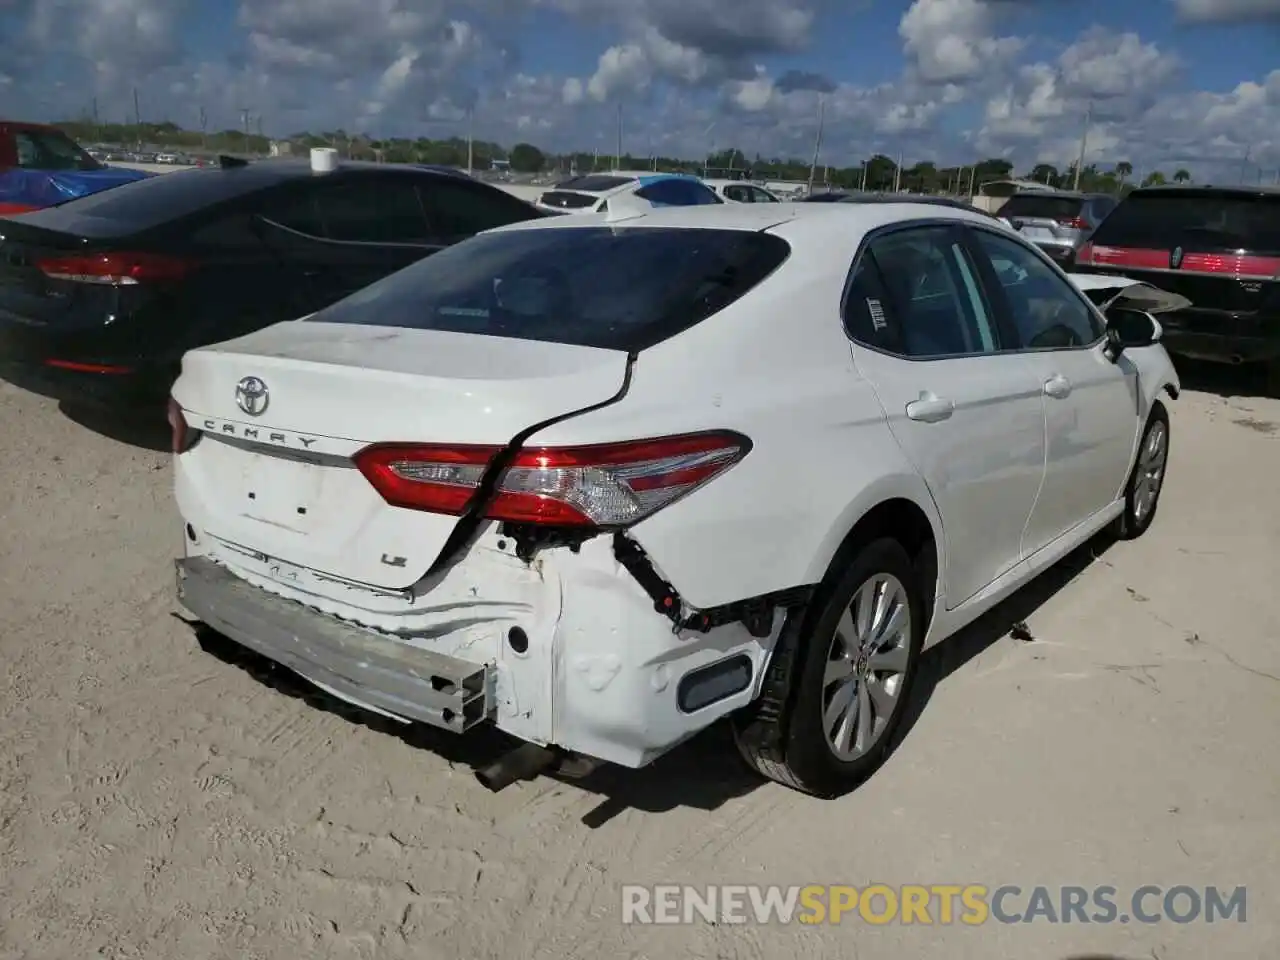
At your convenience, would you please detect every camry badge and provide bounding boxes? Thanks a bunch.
[235,376,269,416]
[1170,246,1183,270]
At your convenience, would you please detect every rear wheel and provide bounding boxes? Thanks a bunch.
[732,537,925,797]
[1110,401,1170,540]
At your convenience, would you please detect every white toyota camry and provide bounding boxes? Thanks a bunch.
[169,198,1181,798]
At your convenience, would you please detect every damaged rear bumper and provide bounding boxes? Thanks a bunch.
[175,531,788,769]
[175,556,493,732]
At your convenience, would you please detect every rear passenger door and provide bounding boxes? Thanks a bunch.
[964,226,1138,555]
[257,176,439,311]
[844,223,1047,608]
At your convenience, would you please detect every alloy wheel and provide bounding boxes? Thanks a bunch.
[1133,420,1168,522]
[822,572,912,761]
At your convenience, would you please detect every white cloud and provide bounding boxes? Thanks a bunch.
[899,0,1025,84]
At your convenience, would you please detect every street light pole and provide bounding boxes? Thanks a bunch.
[1073,101,1092,191]
[466,106,474,176]
[806,94,825,193]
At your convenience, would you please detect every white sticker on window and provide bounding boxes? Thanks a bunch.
[867,297,887,332]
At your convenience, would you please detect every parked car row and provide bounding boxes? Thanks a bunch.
[2,147,1262,798]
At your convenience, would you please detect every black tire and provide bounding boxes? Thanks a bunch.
[1110,401,1170,541]
[732,537,926,798]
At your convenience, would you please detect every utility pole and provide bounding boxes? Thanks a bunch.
[615,102,622,170]
[1238,145,1251,185]
[133,87,142,150]
[806,93,825,194]
[91,97,99,143]
[239,108,251,153]
[893,150,903,192]
[466,105,474,175]
[198,106,207,150]
[1073,101,1092,191]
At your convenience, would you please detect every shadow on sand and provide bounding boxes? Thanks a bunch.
[1172,355,1275,401]
[59,400,171,452]
[186,536,1110,827]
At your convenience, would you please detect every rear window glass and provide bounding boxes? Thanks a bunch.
[561,175,632,193]
[45,168,267,230]
[998,195,1084,219]
[307,226,791,352]
[1089,192,1280,252]
[538,190,599,210]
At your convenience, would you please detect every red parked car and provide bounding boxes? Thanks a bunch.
[0,121,150,216]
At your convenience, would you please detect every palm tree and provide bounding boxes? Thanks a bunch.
[1115,161,1133,191]
[1174,168,1191,183]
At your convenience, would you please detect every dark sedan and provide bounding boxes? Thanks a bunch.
[0,156,545,411]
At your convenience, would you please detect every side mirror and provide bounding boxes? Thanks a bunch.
[1103,306,1162,362]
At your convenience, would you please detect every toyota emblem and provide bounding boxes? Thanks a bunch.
[235,376,269,416]
[1170,246,1183,270]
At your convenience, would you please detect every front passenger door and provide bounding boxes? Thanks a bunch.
[966,227,1138,556]
[844,224,1048,608]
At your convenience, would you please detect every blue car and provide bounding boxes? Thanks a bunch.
[533,170,722,214]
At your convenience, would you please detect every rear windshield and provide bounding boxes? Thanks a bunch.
[559,175,632,193]
[1089,192,1280,252]
[39,168,268,231]
[998,195,1084,219]
[538,191,599,209]
[307,226,791,352]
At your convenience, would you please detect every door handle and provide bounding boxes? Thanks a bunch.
[905,392,955,423]
[1043,375,1072,399]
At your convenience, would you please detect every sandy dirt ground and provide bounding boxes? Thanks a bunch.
[1,371,1277,960]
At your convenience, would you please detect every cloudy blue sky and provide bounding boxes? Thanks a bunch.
[1,0,1278,177]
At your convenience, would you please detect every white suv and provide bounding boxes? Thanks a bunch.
[170,201,1180,797]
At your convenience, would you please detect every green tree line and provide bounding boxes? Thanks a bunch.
[52,119,1192,195]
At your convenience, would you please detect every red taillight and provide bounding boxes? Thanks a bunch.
[44,358,133,374]
[1076,242,1095,264]
[36,251,192,285]
[168,396,193,453]
[1056,216,1090,229]
[353,431,751,528]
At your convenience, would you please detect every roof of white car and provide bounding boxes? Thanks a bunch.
[494,199,1001,244]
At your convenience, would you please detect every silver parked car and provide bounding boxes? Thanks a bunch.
[997,190,1118,268]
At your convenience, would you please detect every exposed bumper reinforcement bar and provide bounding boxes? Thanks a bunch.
[175,556,493,733]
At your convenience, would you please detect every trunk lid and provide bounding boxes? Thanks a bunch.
[0,219,107,327]
[173,321,630,589]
